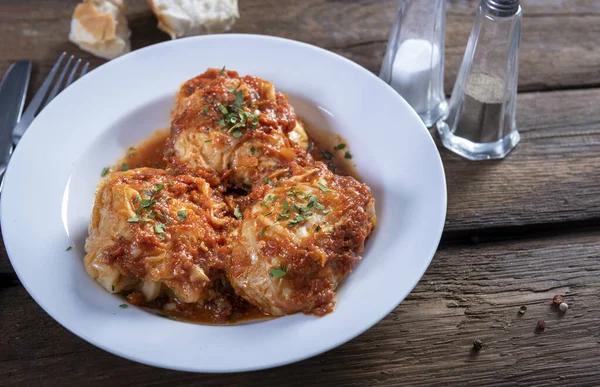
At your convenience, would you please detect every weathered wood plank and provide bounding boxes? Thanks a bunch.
[442,87,600,232]
[1,0,599,93]
[1,230,599,385]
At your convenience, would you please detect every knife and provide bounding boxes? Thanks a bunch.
[0,61,31,177]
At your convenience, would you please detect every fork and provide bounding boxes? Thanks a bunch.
[12,52,90,146]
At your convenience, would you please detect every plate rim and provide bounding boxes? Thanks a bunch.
[1,33,447,373]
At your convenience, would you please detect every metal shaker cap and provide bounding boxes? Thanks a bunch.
[485,0,520,17]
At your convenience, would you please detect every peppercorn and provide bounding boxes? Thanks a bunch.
[552,294,564,305]
[518,306,527,314]
[473,339,484,350]
[536,321,546,331]
[559,302,569,312]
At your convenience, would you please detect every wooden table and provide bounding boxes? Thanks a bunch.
[2,0,600,385]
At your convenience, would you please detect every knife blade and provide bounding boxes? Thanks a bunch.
[0,61,31,176]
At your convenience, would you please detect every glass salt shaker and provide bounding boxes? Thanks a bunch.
[437,0,522,160]
[380,0,447,127]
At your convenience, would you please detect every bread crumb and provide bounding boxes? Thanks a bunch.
[149,0,239,39]
[68,0,131,59]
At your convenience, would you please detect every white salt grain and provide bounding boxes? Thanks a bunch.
[390,39,441,114]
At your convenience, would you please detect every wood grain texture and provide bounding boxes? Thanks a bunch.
[1,0,600,93]
[442,87,600,233]
[2,230,600,386]
[1,0,600,384]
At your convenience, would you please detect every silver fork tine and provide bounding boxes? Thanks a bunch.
[64,58,82,88]
[12,52,67,144]
[79,62,90,78]
[43,54,74,108]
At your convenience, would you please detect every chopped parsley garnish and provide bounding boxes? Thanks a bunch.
[213,88,260,134]
[154,183,164,193]
[234,206,243,219]
[202,106,209,115]
[308,142,315,151]
[111,285,115,291]
[127,216,150,223]
[134,195,141,203]
[334,143,346,150]
[154,223,166,234]
[257,226,268,236]
[218,66,226,75]
[282,199,291,213]
[322,151,333,160]
[277,213,291,220]
[260,194,278,208]
[306,194,325,210]
[250,146,255,155]
[140,198,156,209]
[204,139,212,143]
[121,163,129,171]
[262,177,280,187]
[177,209,187,221]
[318,182,334,192]
[167,178,174,186]
[119,304,128,309]
[66,246,72,251]
[166,151,174,157]
[101,167,110,177]
[288,213,313,227]
[269,266,287,278]
[344,151,352,159]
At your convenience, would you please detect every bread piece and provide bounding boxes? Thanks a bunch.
[148,0,239,39]
[68,0,131,59]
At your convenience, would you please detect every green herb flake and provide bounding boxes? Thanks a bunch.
[166,151,174,157]
[322,151,333,160]
[257,226,268,236]
[250,146,255,155]
[134,195,141,203]
[318,182,334,192]
[167,178,174,186]
[119,304,128,309]
[315,225,321,232]
[202,106,209,115]
[101,167,110,177]
[154,183,164,193]
[306,194,325,210]
[154,223,166,234]
[334,143,346,151]
[231,130,243,138]
[128,216,140,223]
[177,209,187,222]
[66,246,72,251]
[344,151,352,159]
[218,104,229,115]
[288,215,306,227]
[282,199,291,213]
[204,139,213,143]
[140,198,156,209]
[121,163,129,171]
[277,213,291,220]
[219,66,226,75]
[269,266,287,278]
[308,142,315,151]
[234,206,243,219]
[111,285,115,291]
[262,177,280,187]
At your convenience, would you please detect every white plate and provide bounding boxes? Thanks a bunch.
[1,35,446,372]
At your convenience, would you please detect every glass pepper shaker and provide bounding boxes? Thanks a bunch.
[437,0,522,160]
[380,0,447,127]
